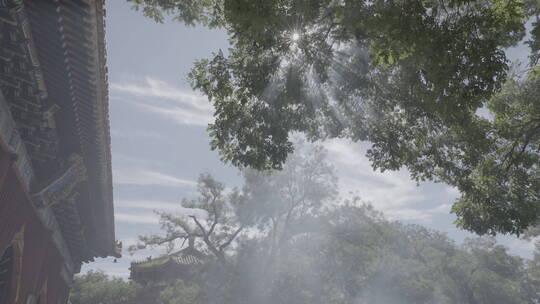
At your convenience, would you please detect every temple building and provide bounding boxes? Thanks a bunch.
[0,0,118,303]
[130,241,206,285]
[126,240,206,304]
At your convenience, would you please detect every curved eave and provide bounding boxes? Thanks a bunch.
[24,0,116,258]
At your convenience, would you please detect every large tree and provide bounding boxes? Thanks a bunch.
[239,142,337,256]
[130,143,336,264]
[129,173,245,265]
[129,0,540,235]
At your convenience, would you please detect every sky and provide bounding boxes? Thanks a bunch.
[83,1,536,278]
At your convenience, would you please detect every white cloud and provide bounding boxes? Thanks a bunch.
[429,203,452,214]
[115,208,209,226]
[509,238,536,252]
[385,208,433,221]
[111,77,214,126]
[325,138,424,208]
[497,236,538,259]
[115,200,207,217]
[112,154,165,169]
[385,203,452,222]
[136,102,212,126]
[323,138,456,222]
[111,77,212,111]
[445,186,461,198]
[115,199,182,211]
[113,169,196,188]
[115,213,160,224]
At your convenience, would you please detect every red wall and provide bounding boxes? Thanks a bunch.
[0,146,69,304]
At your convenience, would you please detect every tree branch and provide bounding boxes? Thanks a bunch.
[504,124,540,172]
[190,215,208,236]
[219,225,244,252]
[208,194,219,236]
[190,215,226,264]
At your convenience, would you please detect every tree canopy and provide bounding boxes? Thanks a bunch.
[73,210,540,304]
[70,271,140,304]
[128,0,540,235]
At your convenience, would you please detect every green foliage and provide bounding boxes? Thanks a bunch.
[224,203,537,304]
[527,1,540,64]
[70,271,140,304]
[453,72,540,235]
[127,0,224,27]
[159,280,202,304]
[131,0,540,235]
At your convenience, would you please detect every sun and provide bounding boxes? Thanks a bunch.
[291,32,300,42]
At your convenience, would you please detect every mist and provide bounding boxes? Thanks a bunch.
[71,142,540,304]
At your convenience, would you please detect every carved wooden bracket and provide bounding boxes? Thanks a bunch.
[31,154,87,208]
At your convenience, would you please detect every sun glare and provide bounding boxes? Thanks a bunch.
[291,32,300,42]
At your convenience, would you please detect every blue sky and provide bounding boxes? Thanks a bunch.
[83,1,536,278]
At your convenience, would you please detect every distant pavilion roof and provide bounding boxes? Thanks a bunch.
[130,247,206,284]
[132,247,206,271]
